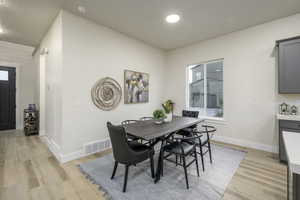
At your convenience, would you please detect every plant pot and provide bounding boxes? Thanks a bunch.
[164,113,173,122]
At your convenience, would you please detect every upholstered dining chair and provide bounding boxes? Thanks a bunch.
[161,131,203,189]
[121,120,139,125]
[107,122,155,192]
[139,117,154,121]
[176,110,200,137]
[182,110,200,118]
[121,120,140,141]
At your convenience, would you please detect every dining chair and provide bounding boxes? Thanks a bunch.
[161,132,203,189]
[121,120,139,125]
[170,110,200,166]
[193,125,216,171]
[139,117,154,121]
[107,122,155,192]
[176,110,200,137]
[121,120,140,141]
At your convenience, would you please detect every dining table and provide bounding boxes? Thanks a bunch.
[123,115,205,183]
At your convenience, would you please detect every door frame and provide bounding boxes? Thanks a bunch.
[0,61,20,129]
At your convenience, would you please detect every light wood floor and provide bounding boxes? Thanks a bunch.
[0,130,287,200]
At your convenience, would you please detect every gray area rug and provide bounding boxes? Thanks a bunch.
[79,145,246,200]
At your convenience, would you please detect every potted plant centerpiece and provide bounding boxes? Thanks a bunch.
[153,109,166,124]
[162,100,174,122]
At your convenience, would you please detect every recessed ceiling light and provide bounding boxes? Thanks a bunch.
[165,14,180,24]
[77,5,86,14]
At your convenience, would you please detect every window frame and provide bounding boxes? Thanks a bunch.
[186,58,224,121]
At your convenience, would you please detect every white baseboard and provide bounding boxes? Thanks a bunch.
[60,150,85,163]
[213,135,278,153]
[40,135,111,164]
[60,138,112,163]
[40,135,63,162]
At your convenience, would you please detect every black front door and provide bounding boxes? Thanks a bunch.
[0,66,16,130]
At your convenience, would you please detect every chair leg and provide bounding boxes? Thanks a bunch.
[150,156,154,178]
[123,165,129,193]
[194,150,200,177]
[199,145,205,172]
[111,161,118,179]
[175,154,178,166]
[208,140,213,164]
[182,155,189,189]
[161,150,164,176]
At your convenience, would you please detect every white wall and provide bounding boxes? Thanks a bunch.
[0,41,36,129]
[59,11,165,155]
[165,13,300,152]
[38,12,63,148]
[38,10,300,161]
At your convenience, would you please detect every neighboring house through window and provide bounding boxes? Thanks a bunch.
[187,59,223,118]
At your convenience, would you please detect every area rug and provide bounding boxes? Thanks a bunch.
[78,145,246,200]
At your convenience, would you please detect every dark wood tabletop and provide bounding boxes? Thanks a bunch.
[123,116,204,140]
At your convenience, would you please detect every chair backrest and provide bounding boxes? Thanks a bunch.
[107,122,135,164]
[182,110,199,129]
[173,131,204,144]
[182,110,199,118]
[139,117,154,121]
[202,125,217,140]
[121,120,139,125]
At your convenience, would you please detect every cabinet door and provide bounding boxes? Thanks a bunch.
[279,38,300,93]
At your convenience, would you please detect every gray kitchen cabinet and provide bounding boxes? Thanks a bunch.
[288,168,300,200]
[277,36,300,93]
[279,120,300,162]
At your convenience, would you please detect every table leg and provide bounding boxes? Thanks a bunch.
[154,139,164,183]
[154,132,177,183]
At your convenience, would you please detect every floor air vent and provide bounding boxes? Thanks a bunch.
[84,139,111,155]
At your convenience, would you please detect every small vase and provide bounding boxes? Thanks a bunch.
[165,113,173,122]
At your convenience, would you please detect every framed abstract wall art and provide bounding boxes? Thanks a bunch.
[124,70,149,104]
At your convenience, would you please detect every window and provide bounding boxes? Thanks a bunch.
[0,70,8,81]
[187,59,223,118]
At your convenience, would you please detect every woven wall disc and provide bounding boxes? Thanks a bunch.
[91,77,122,111]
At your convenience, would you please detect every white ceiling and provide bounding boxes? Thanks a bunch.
[0,0,300,50]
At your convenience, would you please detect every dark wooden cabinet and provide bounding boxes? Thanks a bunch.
[277,36,300,93]
[24,109,39,136]
[279,120,300,162]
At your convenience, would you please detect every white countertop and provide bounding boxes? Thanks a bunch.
[283,131,300,174]
[277,114,300,121]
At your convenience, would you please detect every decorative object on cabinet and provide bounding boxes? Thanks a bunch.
[28,104,36,110]
[124,70,149,104]
[291,105,298,115]
[91,77,122,111]
[24,109,39,136]
[279,103,289,115]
